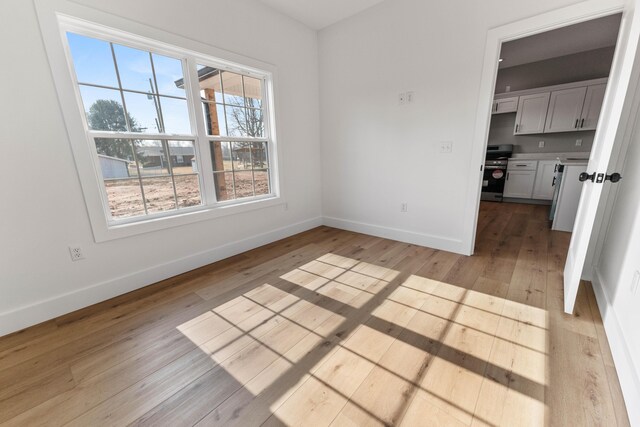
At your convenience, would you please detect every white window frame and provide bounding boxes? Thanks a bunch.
[35,0,284,242]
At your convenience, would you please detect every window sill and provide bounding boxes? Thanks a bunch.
[93,195,284,242]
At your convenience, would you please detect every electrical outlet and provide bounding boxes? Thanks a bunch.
[538,141,545,148]
[398,92,406,105]
[401,203,408,213]
[575,139,583,147]
[631,271,640,294]
[69,246,84,261]
[439,141,453,153]
[505,85,511,92]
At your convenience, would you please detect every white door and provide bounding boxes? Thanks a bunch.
[579,84,607,130]
[514,92,550,134]
[545,87,587,132]
[564,3,640,314]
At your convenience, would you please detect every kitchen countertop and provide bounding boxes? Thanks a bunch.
[509,152,590,161]
[559,159,589,166]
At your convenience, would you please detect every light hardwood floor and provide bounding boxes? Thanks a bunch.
[0,202,630,426]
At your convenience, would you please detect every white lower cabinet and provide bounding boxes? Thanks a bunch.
[532,160,558,200]
[504,159,561,200]
[504,169,536,198]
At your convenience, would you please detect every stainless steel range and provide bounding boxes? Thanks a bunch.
[481,144,513,202]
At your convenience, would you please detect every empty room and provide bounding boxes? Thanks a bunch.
[2,0,640,426]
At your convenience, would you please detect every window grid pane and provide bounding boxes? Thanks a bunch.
[169,141,201,208]
[201,102,227,136]
[210,141,269,202]
[95,138,201,219]
[67,32,191,136]
[197,64,265,139]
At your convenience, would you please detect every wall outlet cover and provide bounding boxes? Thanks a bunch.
[69,246,84,261]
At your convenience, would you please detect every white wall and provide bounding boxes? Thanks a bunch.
[593,106,640,425]
[0,0,321,335]
[318,0,591,254]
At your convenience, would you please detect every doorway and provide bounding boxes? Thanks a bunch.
[474,14,622,252]
[465,2,640,312]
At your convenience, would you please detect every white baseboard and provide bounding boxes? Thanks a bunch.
[322,216,465,254]
[0,216,323,337]
[592,269,640,427]
[0,215,465,337]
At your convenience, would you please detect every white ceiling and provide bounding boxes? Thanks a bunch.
[499,14,622,69]
[259,0,386,30]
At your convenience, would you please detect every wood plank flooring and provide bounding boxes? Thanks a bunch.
[0,202,629,426]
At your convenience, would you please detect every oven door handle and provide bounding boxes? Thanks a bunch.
[484,165,506,170]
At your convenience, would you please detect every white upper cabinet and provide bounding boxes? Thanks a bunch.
[579,83,606,130]
[495,79,607,135]
[544,87,588,133]
[514,93,550,135]
[492,96,519,114]
[532,160,558,200]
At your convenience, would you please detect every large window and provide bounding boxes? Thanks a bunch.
[64,30,276,224]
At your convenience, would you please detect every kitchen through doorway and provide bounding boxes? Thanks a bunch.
[475,13,622,251]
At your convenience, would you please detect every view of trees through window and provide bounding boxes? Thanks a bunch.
[66,32,272,220]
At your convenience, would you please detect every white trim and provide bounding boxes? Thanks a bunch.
[322,216,464,254]
[463,0,626,256]
[0,216,322,337]
[34,0,284,242]
[591,268,640,426]
[99,196,285,241]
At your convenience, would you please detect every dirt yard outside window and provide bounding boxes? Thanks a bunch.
[104,169,269,218]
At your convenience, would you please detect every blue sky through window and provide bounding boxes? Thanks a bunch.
[67,32,191,135]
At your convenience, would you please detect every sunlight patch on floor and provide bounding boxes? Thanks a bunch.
[175,252,550,426]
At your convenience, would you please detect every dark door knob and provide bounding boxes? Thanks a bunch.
[579,172,595,182]
[606,173,622,183]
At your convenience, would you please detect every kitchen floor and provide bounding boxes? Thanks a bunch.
[0,203,629,426]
